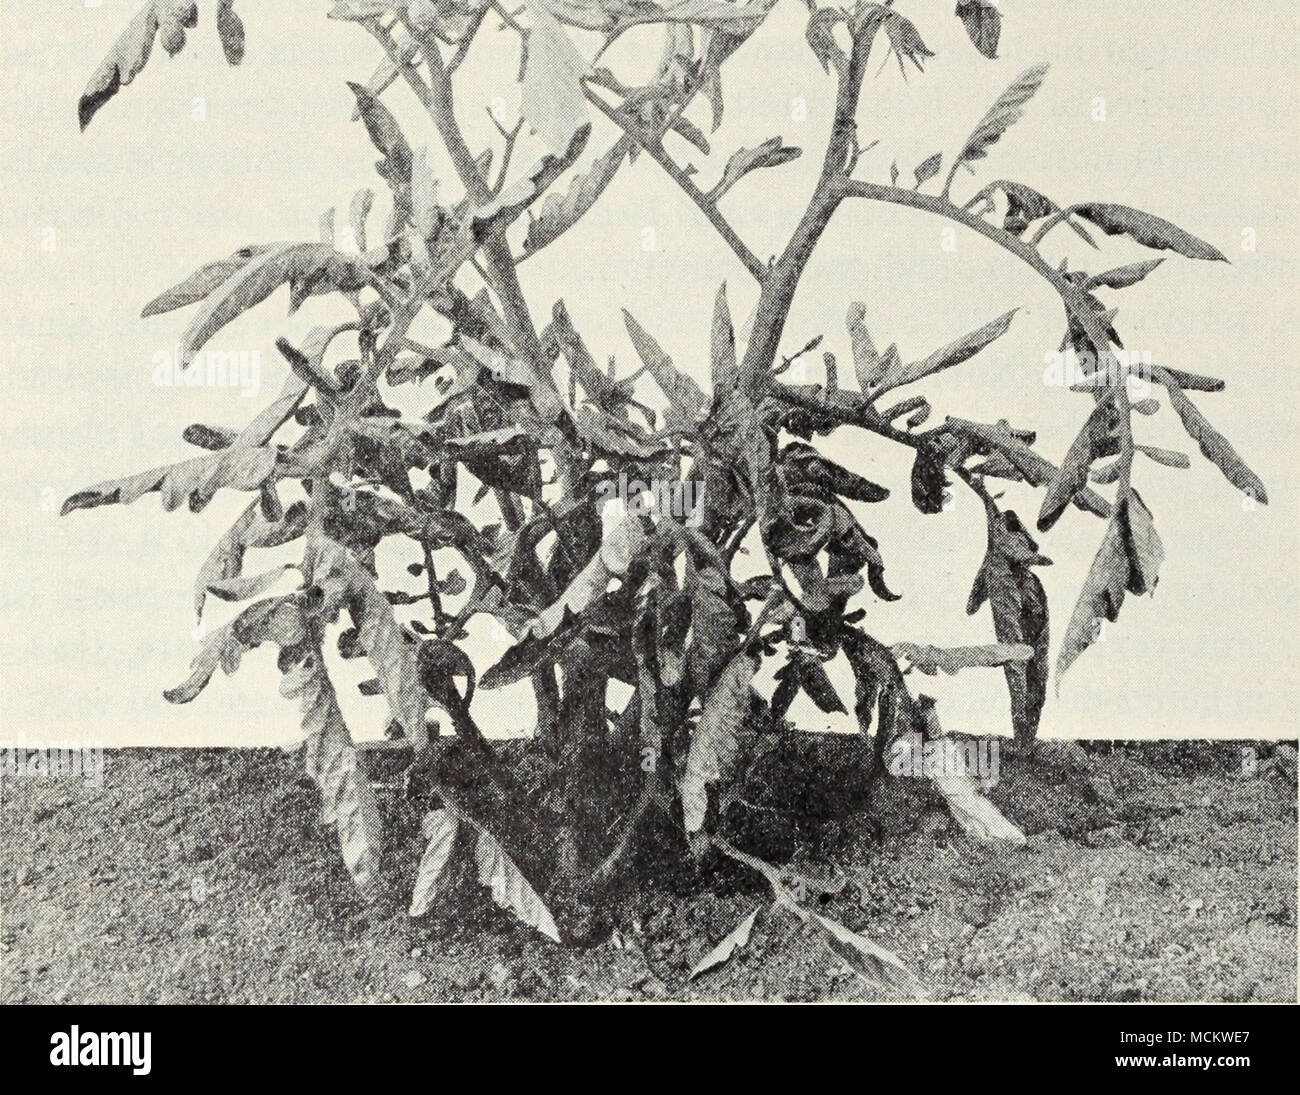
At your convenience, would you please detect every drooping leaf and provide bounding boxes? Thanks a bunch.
[881,10,933,74]
[1057,491,1164,681]
[306,537,429,745]
[910,441,948,515]
[216,0,245,64]
[967,510,1050,747]
[62,445,277,516]
[1158,370,1268,503]
[409,808,460,917]
[141,245,268,317]
[807,910,923,997]
[682,650,758,833]
[194,498,307,617]
[689,907,760,979]
[282,648,383,896]
[207,563,299,602]
[78,1,199,130]
[1072,204,1227,261]
[349,80,413,189]
[473,826,560,942]
[178,242,366,366]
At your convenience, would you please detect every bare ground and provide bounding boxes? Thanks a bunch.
[1,740,1294,1003]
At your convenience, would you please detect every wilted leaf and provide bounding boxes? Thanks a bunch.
[689,907,759,979]
[282,649,383,896]
[78,1,198,130]
[1157,370,1267,502]
[1073,204,1227,262]
[141,245,268,317]
[216,0,244,64]
[473,827,560,942]
[307,538,429,745]
[207,563,299,602]
[409,809,460,917]
[967,510,1050,747]
[62,445,277,516]
[1057,491,1164,682]
[846,301,881,391]
[682,650,758,832]
[807,910,923,997]
[178,242,366,366]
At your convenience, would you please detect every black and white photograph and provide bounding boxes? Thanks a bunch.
[0,0,1295,1059]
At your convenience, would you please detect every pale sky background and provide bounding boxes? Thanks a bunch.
[1,1,1296,747]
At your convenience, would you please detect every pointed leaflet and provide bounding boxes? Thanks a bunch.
[807,911,923,997]
[164,596,307,704]
[194,499,306,617]
[1072,204,1226,262]
[689,907,760,979]
[1157,369,1267,503]
[409,809,460,917]
[78,1,199,130]
[846,302,881,391]
[1057,492,1164,682]
[708,138,801,203]
[473,827,560,943]
[62,446,276,516]
[872,309,1016,395]
[1084,258,1165,290]
[178,242,366,367]
[913,153,942,187]
[1037,390,1119,532]
[141,245,269,317]
[944,64,1049,197]
[682,650,759,833]
[281,650,383,897]
[207,564,299,602]
[522,0,590,155]
[623,309,710,429]
[711,282,739,393]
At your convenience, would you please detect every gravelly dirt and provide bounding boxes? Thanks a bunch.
[1,740,1294,1002]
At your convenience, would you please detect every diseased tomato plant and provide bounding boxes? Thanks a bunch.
[65,1,1264,989]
